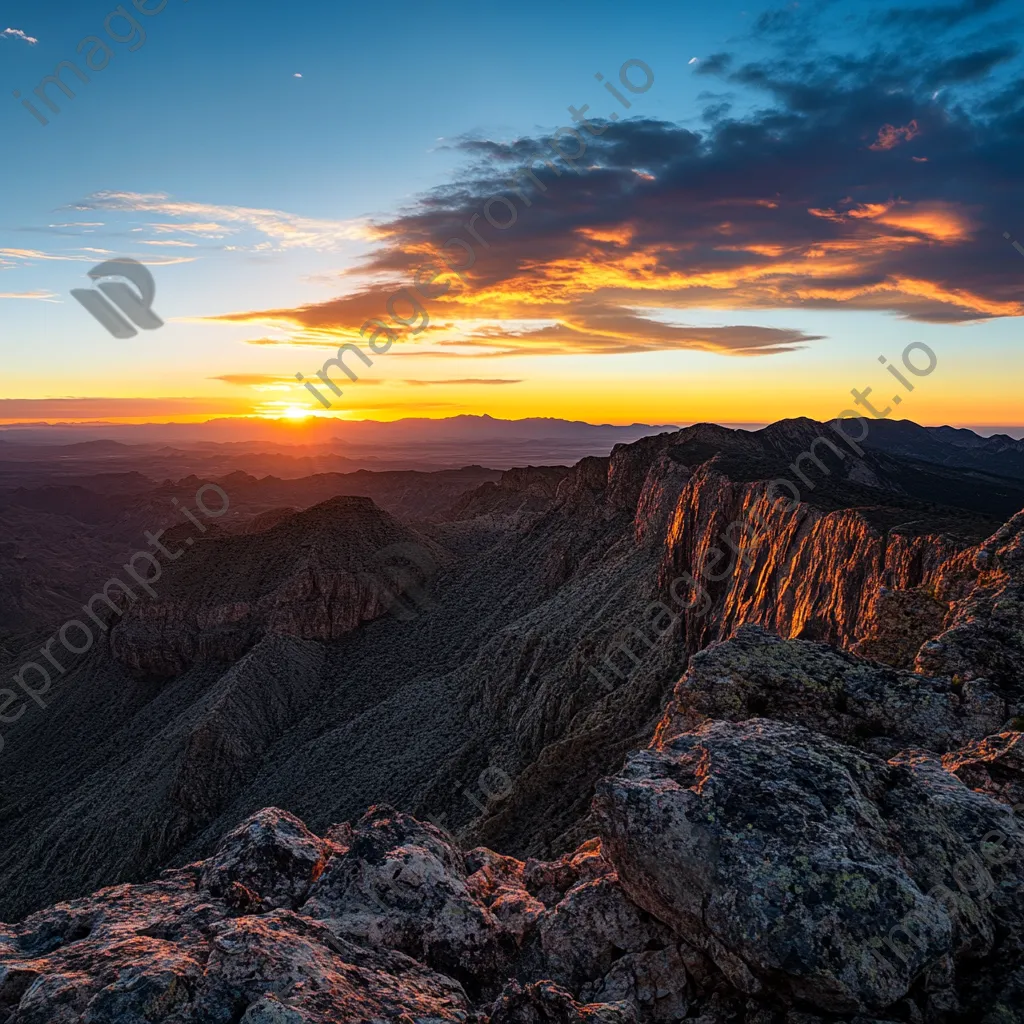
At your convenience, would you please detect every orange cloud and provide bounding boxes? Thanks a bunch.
[808,200,971,243]
[576,225,636,245]
[870,120,920,151]
[874,205,971,241]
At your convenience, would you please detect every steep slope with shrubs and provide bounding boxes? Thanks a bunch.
[0,418,1021,932]
[1,511,1022,1022]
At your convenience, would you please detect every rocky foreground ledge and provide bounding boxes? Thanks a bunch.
[1,712,1022,1023]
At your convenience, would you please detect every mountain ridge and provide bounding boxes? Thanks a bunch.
[1,416,1022,927]
[0,497,1020,1020]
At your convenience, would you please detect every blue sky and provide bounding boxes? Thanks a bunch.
[1,0,1023,429]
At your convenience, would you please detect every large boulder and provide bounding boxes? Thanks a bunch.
[198,808,328,910]
[300,805,514,995]
[594,718,1024,1018]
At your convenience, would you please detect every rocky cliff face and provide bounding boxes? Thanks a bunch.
[917,509,1024,696]
[645,418,992,659]
[655,467,961,652]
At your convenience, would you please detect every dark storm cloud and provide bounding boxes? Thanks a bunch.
[927,43,1020,85]
[695,52,734,76]
[214,18,1024,351]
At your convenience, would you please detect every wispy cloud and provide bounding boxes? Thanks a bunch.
[210,373,520,388]
[0,290,58,302]
[2,27,38,45]
[69,192,377,251]
[210,373,359,387]
[0,247,99,263]
[0,246,195,267]
[148,222,228,237]
[213,374,284,386]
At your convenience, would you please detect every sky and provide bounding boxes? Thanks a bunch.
[1,0,1023,431]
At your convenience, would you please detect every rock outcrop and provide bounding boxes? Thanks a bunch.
[916,508,1024,697]
[595,718,1024,1019]
[4,710,1023,1024]
[654,624,1012,756]
[0,807,693,1024]
[109,496,447,677]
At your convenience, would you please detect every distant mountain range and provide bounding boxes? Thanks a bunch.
[2,413,1023,481]
[3,412,1022,448]
[0,413,682,448]
[0,415,683,476]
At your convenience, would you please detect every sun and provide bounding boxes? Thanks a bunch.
[254,402,322,421]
